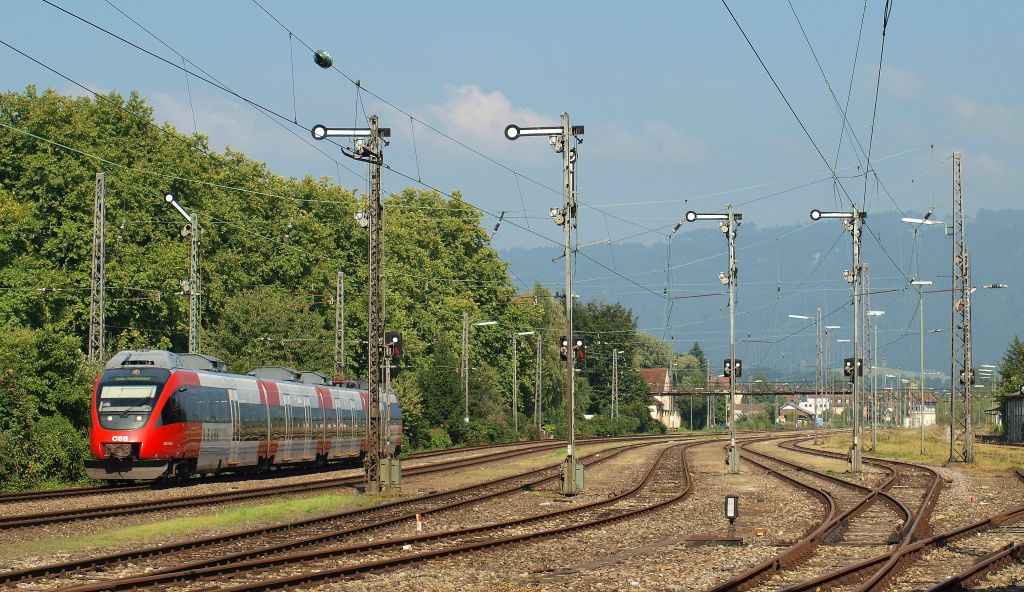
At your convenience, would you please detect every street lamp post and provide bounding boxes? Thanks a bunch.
[512,331,535,434]
[911,280,933,455]
[686,206,742,474]
[789,312,822,442]
[612,349,625,420]
[867,310,885,450]
[463,316,498,424]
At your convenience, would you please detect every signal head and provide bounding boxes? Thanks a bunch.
[810,209,822,221]
[164,193,175,203]
[504,124,521,141]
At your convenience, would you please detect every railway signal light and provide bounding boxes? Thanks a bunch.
[560,336,569,362]
[574,337,586,362]
[843,358,863,378]
[723,359,742,378]
[959,368,975,385]
[385,332,403,359]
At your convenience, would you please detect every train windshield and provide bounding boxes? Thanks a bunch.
[96,368,169,430]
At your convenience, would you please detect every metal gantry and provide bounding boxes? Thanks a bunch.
[950,150,974,464]
[88,172,106,362]
[505,113,585,495]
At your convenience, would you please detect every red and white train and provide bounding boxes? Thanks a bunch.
[86,350,401,481]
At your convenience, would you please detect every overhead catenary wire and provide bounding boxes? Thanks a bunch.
[32,1,669,302]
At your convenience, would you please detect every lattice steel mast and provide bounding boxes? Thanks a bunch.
[88,173,106,362]
[950,150,974,464]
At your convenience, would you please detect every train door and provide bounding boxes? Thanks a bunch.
[281,394,294,462]
[301,397,313,461]
[344,398,357,456]
[331,398,342,458]
[228,389,242,466]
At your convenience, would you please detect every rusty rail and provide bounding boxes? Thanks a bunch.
[63,441,698,592]
[1,437,679,586]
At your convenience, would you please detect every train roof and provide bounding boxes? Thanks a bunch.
[105,350,370,392]
[105,350,227,373]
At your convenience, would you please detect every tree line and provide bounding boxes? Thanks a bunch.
[0,87,716,490]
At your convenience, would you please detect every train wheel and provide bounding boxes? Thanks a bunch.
[172,460,194,482]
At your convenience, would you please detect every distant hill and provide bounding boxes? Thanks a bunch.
[502,209,1024,380]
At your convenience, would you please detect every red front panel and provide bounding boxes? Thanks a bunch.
[90,370,201,462]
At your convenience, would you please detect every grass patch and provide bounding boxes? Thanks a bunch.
[1,492,379,560]
[821,428,1024,471]
[434,443,633,488]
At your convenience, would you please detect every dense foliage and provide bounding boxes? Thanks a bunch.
[0,88,697,490]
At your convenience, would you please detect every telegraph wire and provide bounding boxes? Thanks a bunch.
[40,0,665,294]
[244,0,665,239]
[0,37,365,191]
[862,0,895,211]
[720,0,856,209]
[787,0,865,171]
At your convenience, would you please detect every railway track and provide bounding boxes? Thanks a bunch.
[741,446,908,592]
[0,438,582,531]
[0,432,696,505]
[52,438,697,592]
[0,441,525,505]
[709,438,908,591]
[0,435,721,587]
[707,435,940,592]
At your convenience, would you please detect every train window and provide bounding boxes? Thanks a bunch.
[270,404,285,440]
[158,392,188,426]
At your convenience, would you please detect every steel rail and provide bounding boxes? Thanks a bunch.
[51,439,667,592]
[109,441,698,592]
[0,440,591,530]
[777,438,943,591]
[707,448,841,592]
[924,541,1023,591]
[0,436,699,585]
[709,432,923,592]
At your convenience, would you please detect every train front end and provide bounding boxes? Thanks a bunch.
[86,354,183,480]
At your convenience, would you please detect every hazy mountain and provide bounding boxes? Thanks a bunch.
[502,209,1024,381]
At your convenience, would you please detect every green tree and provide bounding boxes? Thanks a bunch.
[997,336,1024,422]
[205,287,332,374]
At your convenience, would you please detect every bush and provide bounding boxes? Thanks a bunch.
[425,426,453,449]
[464,419,517,445]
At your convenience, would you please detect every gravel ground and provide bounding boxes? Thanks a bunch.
[312,438,822,592]
[0,442,547,520]
[970,560,1024,590]
[928,467,1024,532]
[0,442,635,573]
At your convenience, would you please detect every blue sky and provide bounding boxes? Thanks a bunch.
[3,1,1023,371]
[4,1,1022,251]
